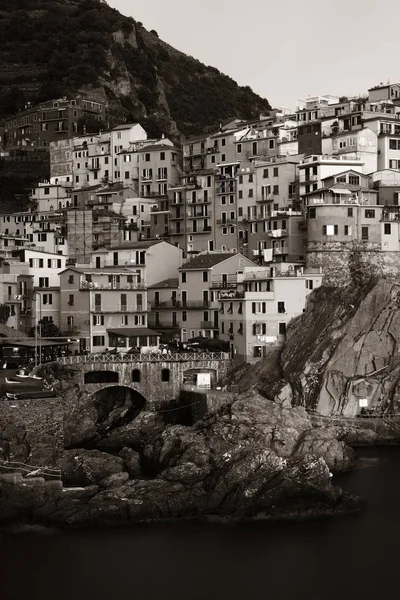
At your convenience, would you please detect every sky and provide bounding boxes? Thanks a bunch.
[108,0,399,111]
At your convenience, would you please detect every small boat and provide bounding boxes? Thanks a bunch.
[6,393,17,400]
[16,373,31,379]
[29,375,43,380]
[5,378,22,385]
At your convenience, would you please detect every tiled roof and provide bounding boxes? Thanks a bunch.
[148,278,179,289]
[112,123,139,131]
[180,252,237,270]
[109,240,162,250]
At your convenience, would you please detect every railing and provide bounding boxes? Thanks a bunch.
[0,459,61,481]
[200,321,216,329]
[150,300,181,309]
[57,352,231,364]
[80,281,146,291]
[273,246,289,255]
[181,301,210,309]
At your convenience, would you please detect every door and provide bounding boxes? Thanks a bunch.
[95,257,101,268]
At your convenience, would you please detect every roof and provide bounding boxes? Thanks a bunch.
[107,328,159,338]
[9,339,71,348]
[148,278,179,289]
[109,240,163,250]
[137,144,180,153]
[59,266,142,275]
[180,252,239,271]
[321,169,371,181]
[112,123,139,131]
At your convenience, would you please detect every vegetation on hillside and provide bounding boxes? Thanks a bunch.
[0,0,271,138]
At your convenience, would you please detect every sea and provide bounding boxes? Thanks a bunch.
[0,446,399,600]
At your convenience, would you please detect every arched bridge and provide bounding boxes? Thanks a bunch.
[57,352,232,408]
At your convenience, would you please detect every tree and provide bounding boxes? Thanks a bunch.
[36,320,63,338]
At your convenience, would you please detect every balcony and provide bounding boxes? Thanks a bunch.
[169,214,184,220]
[257,195,274,203]
[188,212,210,219]
[186,226,212,234]
[188,197,212,205]
[88,164,100,171]
[216,186,235,195]
[93,303,150,314]
[80,281,146,291]
[273,245,289,255]
[211,275,238,289]
[181,301,210,309]
[148,322,180,330]
[150,300,181,309]
[268,229,288,237]
[200,321,216,329]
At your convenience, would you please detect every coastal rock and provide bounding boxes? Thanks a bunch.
[58,449,126,487]
[96,411,165,450]
[100,472,130,489]
[294,428,357,472]
[118,447,142,479]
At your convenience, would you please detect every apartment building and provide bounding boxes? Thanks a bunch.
[306,173,381,249]
[59,265,156,353]
[372,169,400,204]
[147,278,180,341]
[0,258,33,333]
[219,263,322,361]
[298,155,364,200]
[4,97,106,149]
[296,95,339,155]
[178,252,255,341]
[10,249,66,329]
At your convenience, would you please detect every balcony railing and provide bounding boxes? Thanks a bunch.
[57,352,231,365]
[93,303,150,314]
[181,301,210,309]
[200,321,216,329]
[211,275,238,289]
[80,281,146,290]
[150,300,181,309]
[217,219,236,225]
[185,227,212,234]
[273,245,289,255]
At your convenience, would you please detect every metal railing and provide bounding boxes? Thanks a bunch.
[0,459,61,481]
[57,352,230,364]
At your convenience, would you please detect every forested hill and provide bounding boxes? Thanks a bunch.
[0,0,272,139]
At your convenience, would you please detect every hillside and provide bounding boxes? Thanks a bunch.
[0,0,272,139]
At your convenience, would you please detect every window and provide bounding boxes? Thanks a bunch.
[93,336,105,347]
[221,154,226,162]
[251,302,266,314]
[248,189,253,198]
[238,175,243,184]
[68,294,74,306]
[384,223,392,235]
[39,259,44,268]
[323,225,338,235]
[248,174,254,183]
[273,185,279,195]
[279,322,287,335]
[221,138,226,146]
[182,311,187,322]
[160,151,165,160]
[145,153,150,162]
[306,279,314,290]
[365,209,375,219]
[361,226,369,241]
[273,167,278,177]
[263,169,268,178]
[348,208,353,217]
[39,277,49,288]
[237,143,242,153]
[349,175,360,186]
[278,301,285,314]
[181,272,187,283]
[344,225,352,236]
[202,271,208,282]
[309,208,316,219]
[161,368,170,382]
[132,369,141,382]
[42,294,53,305]
[68,275,74,284]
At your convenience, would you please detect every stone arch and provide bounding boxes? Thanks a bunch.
[90,385,147,430]
[84,370,119,384]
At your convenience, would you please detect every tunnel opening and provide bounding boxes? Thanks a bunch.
[84,370,119,384]
[92,386,146,433]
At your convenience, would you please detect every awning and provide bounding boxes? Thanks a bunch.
[330,188,352,195]
[106,328,159,338]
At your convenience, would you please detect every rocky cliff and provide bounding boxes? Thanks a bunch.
[234,278,400,422]
[0,392,361,528]
[0,0,271,139]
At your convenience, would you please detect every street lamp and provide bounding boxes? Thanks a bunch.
[33,292,42,368]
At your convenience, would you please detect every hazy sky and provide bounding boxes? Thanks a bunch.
[108,0,399,110]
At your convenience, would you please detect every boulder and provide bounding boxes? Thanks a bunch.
[100,472,130,489]
[58,449,126,487]
[294,428,358,472]
[119,447,142,479]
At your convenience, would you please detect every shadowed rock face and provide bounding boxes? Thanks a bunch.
[243,279,400,419]
[0,392,360,527]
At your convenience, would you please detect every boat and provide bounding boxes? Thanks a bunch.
[29,375,43,380]
[5,378,22,385]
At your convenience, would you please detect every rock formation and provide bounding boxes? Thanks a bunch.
[0,392,361,528]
